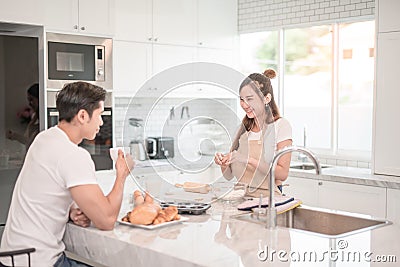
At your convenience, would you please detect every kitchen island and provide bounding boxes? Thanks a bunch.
[62,167,400,266]
[63,204,399,267]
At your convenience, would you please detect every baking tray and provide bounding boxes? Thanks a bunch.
[160,201,211,215]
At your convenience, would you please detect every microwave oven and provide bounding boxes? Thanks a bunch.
[46,33,112,90]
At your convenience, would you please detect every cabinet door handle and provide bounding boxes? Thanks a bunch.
[318,181,323,186]
[73,25,78,29]
[148,37,152,41]
[80,26,86,31]
[154,37,158,42]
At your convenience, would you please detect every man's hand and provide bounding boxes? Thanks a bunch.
[70,207,91,227]
[115,149,135,179]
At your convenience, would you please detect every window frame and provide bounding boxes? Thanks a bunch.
[242,20,374,162]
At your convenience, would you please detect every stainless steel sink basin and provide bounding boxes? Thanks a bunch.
[232,205,391,238]
[290,163,331,170]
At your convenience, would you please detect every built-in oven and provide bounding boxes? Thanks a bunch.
[46,33,112,90]
[47,91,113,170]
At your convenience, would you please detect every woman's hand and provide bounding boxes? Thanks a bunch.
[214,152,225,166]
[70,207,91,227]
[225,151,249,165]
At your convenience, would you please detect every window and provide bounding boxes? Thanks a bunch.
[337,21,375,152]
[239,20,375,159]
[283,26,332,149]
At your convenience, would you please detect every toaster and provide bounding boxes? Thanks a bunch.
[146,137,174,159]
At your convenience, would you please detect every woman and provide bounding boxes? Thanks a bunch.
[6,83,40,151]
[214,69,292,197]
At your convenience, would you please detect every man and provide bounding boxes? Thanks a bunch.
[1,82,134,266]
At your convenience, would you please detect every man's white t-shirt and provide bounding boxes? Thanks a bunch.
[1,126,97,266]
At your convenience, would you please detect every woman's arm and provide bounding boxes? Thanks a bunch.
[273,139,292,184]
[244,139,292,184]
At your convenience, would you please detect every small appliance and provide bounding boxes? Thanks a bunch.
[146,137,174,159]
[46,33,112,89]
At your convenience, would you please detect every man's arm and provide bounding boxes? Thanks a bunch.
[69,150,134,230]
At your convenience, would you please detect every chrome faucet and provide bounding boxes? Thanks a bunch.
[298,126,308,162]
[266,146,321,229]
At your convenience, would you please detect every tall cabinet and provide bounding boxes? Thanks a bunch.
[373,0,400,176]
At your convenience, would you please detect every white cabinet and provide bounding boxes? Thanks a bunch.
[113,42,196,97]
[317,180,386,218]
[197,0,237,49]
[114,0,152,42]
[387,188,400,224]
[152,0,197,46]
[112,0,238,97]
[377,0,400,33]
[114,0,196,46]
[197,47,234,67]
[44,0,114,36]
[374,32,400,176]
[113,41,152,96]
[284,177,386,218]
[114,0,237,48]
[152,44,196,75]
[0,0,44,25]
[283,176,319,207]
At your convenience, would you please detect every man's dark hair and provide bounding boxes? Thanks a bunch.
[56,82,106,122]
[27,83,39,99]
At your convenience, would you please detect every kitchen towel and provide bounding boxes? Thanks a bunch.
[237,196,295,211]
[276,199,302,214]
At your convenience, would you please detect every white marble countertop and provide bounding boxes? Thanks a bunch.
[63,204,400,267]
[61,167,400,266]
[288,163,400,190]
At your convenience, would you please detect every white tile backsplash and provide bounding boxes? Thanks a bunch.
[238,0,375,33]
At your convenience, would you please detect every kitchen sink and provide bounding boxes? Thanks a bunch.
[290,163,331,170]
[232,205,391,238]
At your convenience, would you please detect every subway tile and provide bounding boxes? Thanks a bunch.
[345,4,356,10]
[335,5,345,12]
[356,3,367,9]
[330,0,340,6]
[350,9,361,16]
[361,8,372,15]
[366,1,374,8]
[357,161,369,168]
[325,7,335,13]
[347,161,358,167]
[327,159,337,166]
[330,12,340,19]
[319,13,330,20]
[340,11,351,17]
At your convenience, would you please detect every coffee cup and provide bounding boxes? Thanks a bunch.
[109,147,130,161]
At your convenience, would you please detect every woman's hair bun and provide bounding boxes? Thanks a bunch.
[263,69,277,79]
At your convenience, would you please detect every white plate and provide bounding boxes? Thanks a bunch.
[117,216,189,230]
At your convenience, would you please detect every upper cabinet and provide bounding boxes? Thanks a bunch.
[0,0,44,25]
[114,0,152,42]
[377,0,400,33]
[197,0,237,49]
[152,0,197,46]
[114,0,237,48]
[114,0,196,45]
[44,0,114,36]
